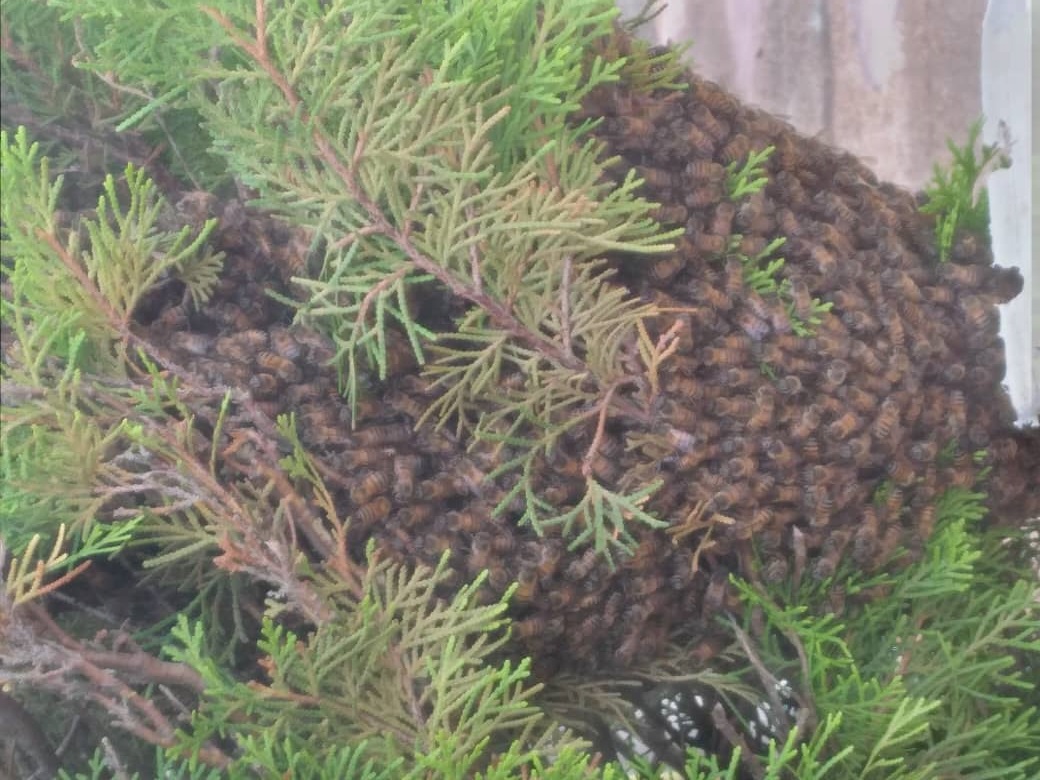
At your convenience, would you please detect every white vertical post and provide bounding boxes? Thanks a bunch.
[982,0,1037,423]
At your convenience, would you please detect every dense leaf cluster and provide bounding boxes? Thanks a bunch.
[1,1,1037,778]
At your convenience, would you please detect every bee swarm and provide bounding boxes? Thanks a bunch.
[135,49,1038,677]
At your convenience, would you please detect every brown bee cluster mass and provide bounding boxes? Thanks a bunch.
[136,47,1038,676]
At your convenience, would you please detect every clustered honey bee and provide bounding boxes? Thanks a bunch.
[129,32,1038,680]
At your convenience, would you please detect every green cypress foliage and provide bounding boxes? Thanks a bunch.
[1,2,1037,778]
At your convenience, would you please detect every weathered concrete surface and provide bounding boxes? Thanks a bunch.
[619,0,1037,422]
[619,0,988,189]
[982,0,1036,423]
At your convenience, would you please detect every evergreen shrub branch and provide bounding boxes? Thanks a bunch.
[919,118,1011,262]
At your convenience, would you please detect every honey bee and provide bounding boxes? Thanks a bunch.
[299,419,347,448]
[850,340,884,373]
[788,404,822,441]
[651,204,689,225]
[879,268,922,302]
[208,302,254,331]
[802,435,822,462]
[886,456,916,486]
[703,346,747,367]
[689,104,728,142]
[397,503,434,529]
[808,221,854,255]
[811,531,849,580]
[486,564,511,592]
[565,548,599,582]
[546,583,577,612]
[530,541,562,579]
[987,437,1018,464]
[826,411,862,441]
[759,437,795,471]
[695,78,740,116]
[717,257,744,297]
[821,359,850,391]
[283,379,334,406]
[837,388,874,418]
[170,331,214,357]
[693,231,728,254]
[907,440,938,464]
[747,390,775,432]
[635,165,677,191]
[775,374,803,397]
[680,122,716,155]
[874,525,905,567]
[877,306,906,350]
[762,556,789,584]
[336,447,393,469]
[691,278,733,311]
[214,329,268,361]
[850,505,881,565]
[604,114,655,141]
[672,444,719,473]
[256,351,302,383]
[959,294,998,333]
[721,456,756,481]
[514,565,539,604]
[650,254,686,283]
[575,613,605,644]
[921,285,955,308]
[248,372,280,398]
[385,391,425,421]
[292,328,337,364]
[684,183,724,209]
[350,469,391,505]
[985,265,1024,304]
[510,615,555,649]
[620,535,661,573]
[465,532,493,574]
[735,306,771,341]
[685,159,725,181]
[916,503,938,539]
[871,397,902,441]
[264,326,302,360]
[353,423,413,447]
[814,191,857,226]
[391,455,422,501]
[717,134,750,165]
[720,367,757,387]
[709,201,737,236]
[940,262,987,287]
[807,245,838,277]
[416,473,462,502]
[774,208,802,239]
[702,569,731,617]
[750,473,778,500]
[837,432,872,463]
[354,495,392,527]
[706,483,750,513]
[712,396,756,419]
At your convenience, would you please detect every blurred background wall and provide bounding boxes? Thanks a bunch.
[617,0,987,189]
[617,0,1037,422]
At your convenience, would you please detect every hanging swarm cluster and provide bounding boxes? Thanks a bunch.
[129,53,1038,675]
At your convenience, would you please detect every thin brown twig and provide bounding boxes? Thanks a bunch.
[711,702,765,780]
[581,381,618,478]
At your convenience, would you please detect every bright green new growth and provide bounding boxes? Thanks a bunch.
[726,144,774,201]
[919,118,1010,262]
[723,146,833,337]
